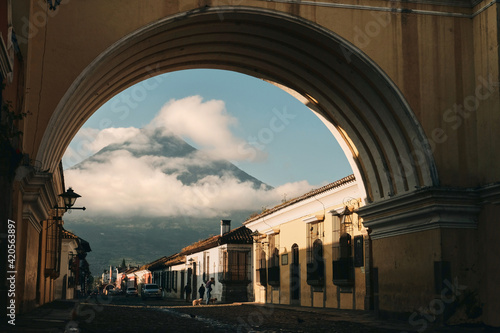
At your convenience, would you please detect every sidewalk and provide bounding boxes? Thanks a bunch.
[2,297,497,333]
[252,303,497,333]
[2,299,79,333]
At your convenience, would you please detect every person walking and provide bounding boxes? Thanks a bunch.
[198,283,205,300]
[205,277,215,305]
[184,283,192,303]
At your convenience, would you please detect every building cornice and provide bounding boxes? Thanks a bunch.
[20,170,58,231]
[244,175,356,225]
[478,182,500,205]
[358,186,483,239]
[255,0,498,18]
[245,182,360,233]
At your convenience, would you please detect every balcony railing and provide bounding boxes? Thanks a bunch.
[218,271,251,284]
[256,268,267,286]
[332,257,354,286]
[306,261,324,287]
[267,266,280,286]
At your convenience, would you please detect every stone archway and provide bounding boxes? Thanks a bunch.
[6,2,498,325]
[37,7,438,204]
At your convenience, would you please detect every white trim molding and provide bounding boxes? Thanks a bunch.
[20,171,59,232]
[0,34,13,78]
[358,187,482,239]
[303,214,325,223]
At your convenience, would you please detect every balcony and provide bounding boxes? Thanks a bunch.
[218,271,250,284]
[267,266,280,286]
[306,261,324,287]
[256,268,267,286]
[332,257,354,286]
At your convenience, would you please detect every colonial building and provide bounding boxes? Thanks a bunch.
[54,229,91,300]
[150,253,185,299]
[244,175,370,310]
[150,220,253,303]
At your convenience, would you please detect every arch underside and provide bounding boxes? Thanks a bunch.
[38,6,439,202]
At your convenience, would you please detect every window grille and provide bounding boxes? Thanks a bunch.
[332,207,356,286]
[222,250,250,282]
[306,222,323,264]
[268,234,280,286]
[45,219,62,277]
[306,239,325,286]
[290,244,300,300]
[255,242,267,286]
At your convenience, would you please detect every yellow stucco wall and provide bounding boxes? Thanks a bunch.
[249,181,368,310]
[373,229,441,313]
[14,0,499,189]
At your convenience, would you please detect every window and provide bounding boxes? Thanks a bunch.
[172,271,178,292]
[307,239,325,286]
[165,271,171,292]
[268,233,280,286]
[45,219,63,277]
[306,221,324,263]
[206,255,210,278]
[354,235,364,267]
[332,208,355,286]
[165,270,178,292]
[256,243,267,286]
[306,221,324,286]
[290,244,300,300]
[222,250,249,282]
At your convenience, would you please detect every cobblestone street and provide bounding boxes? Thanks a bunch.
[3,296,497,333]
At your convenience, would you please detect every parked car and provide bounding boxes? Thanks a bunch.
[141,284,162,299]
[108,288,121,296]
[126,287,138,297]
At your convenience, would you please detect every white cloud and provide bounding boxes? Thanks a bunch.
[63,127,141,167]
[64,96,267,168]
[63,95,312,219]
[64,148,314,219]
[148,95,266,161]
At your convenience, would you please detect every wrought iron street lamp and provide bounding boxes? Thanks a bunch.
[55,187,86,212]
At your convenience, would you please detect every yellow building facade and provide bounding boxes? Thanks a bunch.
[245,175,370,310]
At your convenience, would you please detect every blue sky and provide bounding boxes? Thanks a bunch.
[63,69,352,217]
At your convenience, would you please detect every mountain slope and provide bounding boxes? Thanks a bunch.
[64,128,271,275]
[72,128,271,189]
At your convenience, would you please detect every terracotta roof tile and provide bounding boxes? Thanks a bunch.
[61,228,79,239]
[219,226,253,244]
[180,235,219,255]
[180,226,253,255]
